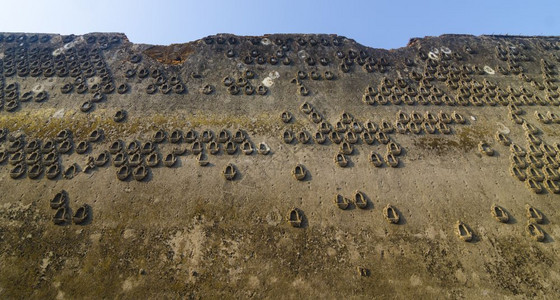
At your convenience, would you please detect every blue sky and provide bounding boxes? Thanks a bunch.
[4,0,560,49]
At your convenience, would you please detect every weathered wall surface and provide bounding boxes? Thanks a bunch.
[0,32,559,299]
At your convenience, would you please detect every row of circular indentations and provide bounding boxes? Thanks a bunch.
[287,103,462,169]
[332,192,400,220]
[3,45,108,79]
[1,129,80,180]
[0,86,49,112]
[203,35,344,48]
[123,69,187,95]
[0,34,51,44]
[16,127,260,169]
[2,62,117,115]
[105,129,264,178]
[240,53,292,65]
[500,110,560,194]
[315,200,550,242]
[222,71,269,95]
[365,83,555,108]
[401,49,554,109]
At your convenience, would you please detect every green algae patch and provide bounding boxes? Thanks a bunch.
[414,124,492,155]
[0,110,302,141]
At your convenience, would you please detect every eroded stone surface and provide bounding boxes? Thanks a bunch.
[0,32,560,298]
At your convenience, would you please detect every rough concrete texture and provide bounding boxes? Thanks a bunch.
[0,32,560,299]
